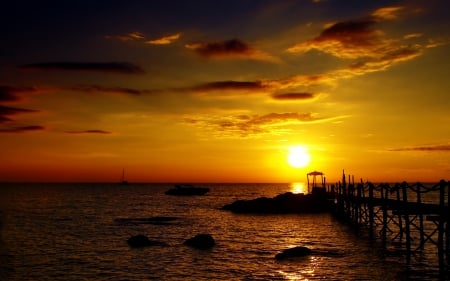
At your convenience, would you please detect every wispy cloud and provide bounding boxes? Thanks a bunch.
[0,125,45,133]
[146,33,181,45]
[287,18,381,59]
[20,62,145,74]
[276,6,444,90]
[65,129,112,135]
[190,80,268,92]
[0,105,39,123]
[105,31,181,45]
[0,86,38,102]
[403,33,423,39]
[286,5,433,63]
[186,39,279,62]
[389,143,450,152]
[371,6,404,20]
[105,31,145,41]
[0,104,43,133]
[271,92,316,101]
[184,112,345,137]
[69,85,157,96]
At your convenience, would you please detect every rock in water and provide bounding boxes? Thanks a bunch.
[127,235,167,248]
[275,246,312,260]
[183,234,215,249]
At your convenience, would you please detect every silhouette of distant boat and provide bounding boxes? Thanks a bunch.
[165,184,210,196]
[119,168,129,185]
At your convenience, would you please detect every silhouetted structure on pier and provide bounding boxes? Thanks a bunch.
[333,171,449,279]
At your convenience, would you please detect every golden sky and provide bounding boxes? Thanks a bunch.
[1,0,449,183]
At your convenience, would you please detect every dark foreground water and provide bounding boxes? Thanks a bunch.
[0,183,442,280]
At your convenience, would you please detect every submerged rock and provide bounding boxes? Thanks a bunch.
[183,234,215,249]
[275,246,312,260]
[127,235,168,248]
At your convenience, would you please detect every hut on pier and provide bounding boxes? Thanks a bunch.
[307,171,326,194]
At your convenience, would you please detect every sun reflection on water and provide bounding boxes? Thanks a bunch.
[290,182,307,194]
[277,256,320,280]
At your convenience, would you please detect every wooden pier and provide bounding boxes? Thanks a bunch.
[332,171,449,279]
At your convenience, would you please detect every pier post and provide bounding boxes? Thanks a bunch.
[402,182,411,265]
[395,184,403,242]
[438,180,446,278]
[446,180,450,269]
[356,182,362,225]
[381,184,388,247]
[416,184,425,250]
[368,182,374,240]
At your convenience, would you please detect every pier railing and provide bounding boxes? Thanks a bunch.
[333,178,449,278]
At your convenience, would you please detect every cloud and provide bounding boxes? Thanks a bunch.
[146,33,181,45]
[271,44,422,90]
[277,5,445,90]
[371,6,404,20]
[271,92,315,101]
[20,62,145,74]
[105,31,145,41]
[0,115,12,122]
[184,112,344,137]
[403,33,423,40]
[0,103,42,133]
[286,5,430,64]
[287,19,382,59]
[389,144,450,152]
[264,73,330,90]
[186,39,279,62]
[69,85,156,96]
[0,105,39,123]
[65,129,112,134]
[0,125,45,133]
[105,31,181,45]
[0,86,38,102]
[191,80,268,92]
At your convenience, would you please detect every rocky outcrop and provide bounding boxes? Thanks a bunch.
[127,235,168,248]
[183,234,215,249]
[275,246,312,260]
[221,191,333,214]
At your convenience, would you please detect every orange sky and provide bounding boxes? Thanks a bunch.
[1,1,449,183]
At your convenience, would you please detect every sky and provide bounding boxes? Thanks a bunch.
[1,0,449,183]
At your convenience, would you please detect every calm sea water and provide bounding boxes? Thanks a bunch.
[0,183,442,280]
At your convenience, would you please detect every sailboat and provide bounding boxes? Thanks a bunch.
[120,168,129,185]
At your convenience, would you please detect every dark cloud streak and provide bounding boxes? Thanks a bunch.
[191,80,266,92]
[0,86,37,102]
[271,92,315,100]
[69,85,155,96]
[390,144,450,152]
[20,62,145,74]
[186,39,278,62]
[0,125,45,133]
[187,39,251,57]
[0,105,39,123]
[65,130,112,135]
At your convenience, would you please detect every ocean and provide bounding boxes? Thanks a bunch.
[0,183,443,280]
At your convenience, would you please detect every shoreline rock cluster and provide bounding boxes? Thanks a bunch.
[221,191,334,214]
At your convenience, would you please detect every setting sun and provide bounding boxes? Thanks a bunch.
[287,146,311,168]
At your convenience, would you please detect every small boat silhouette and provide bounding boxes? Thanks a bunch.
[119,168,129,185]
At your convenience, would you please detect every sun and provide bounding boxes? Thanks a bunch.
[287,146,311,168]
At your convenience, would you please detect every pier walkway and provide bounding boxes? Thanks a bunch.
[330,172,449,279]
